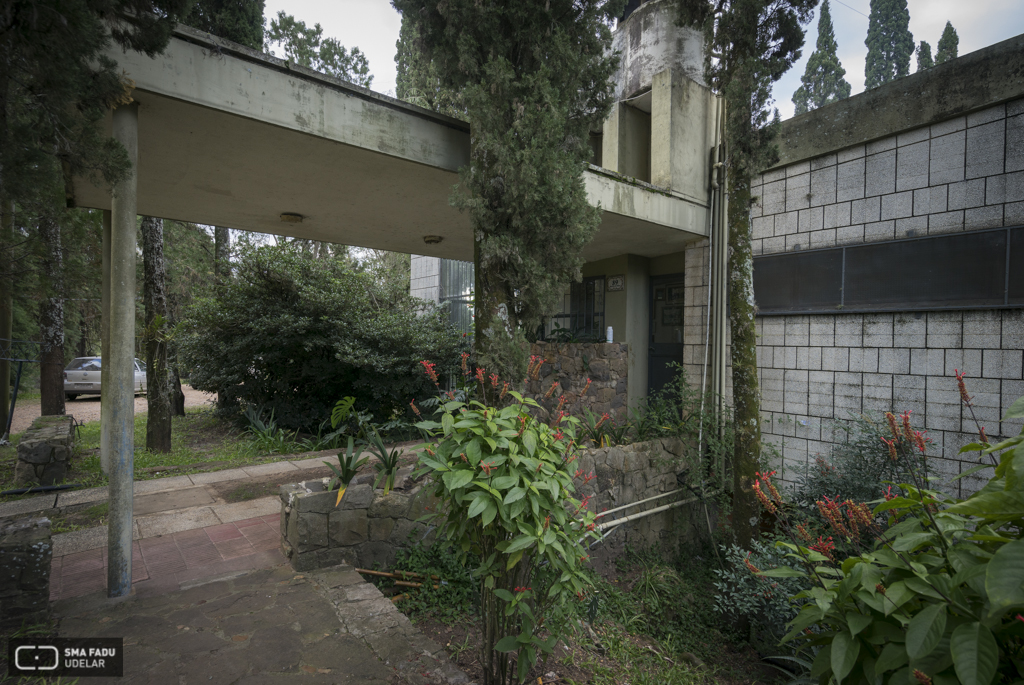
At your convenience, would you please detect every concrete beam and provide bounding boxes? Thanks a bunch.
[107,103,138,598]
[774,32,1024,168]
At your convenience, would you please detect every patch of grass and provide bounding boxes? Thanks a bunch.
[223,482,275,503]
[49,502,109,534]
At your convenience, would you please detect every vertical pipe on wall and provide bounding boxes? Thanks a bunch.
[709,98,729,481]
[100,210,111,474]
[107,103,138,598]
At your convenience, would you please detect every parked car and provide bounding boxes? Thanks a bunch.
[64,357,148,400]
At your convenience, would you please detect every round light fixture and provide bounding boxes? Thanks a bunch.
[280,212,304,223]
[423,235,443,245]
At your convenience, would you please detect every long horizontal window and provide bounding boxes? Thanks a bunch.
[754,226,1024,315]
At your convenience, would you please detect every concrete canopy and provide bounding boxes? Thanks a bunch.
[72,26,708,261]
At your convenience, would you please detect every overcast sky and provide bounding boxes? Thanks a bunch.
[262,0,1024,120]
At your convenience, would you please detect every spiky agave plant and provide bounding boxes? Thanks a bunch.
[325,437,369,506]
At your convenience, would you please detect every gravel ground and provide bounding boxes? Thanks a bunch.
[10,386,215,434]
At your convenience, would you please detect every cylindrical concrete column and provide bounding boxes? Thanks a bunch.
[107,103,138,598]
[100,210,111,474]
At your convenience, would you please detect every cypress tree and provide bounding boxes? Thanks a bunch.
[678,0,814,548]
[916,40,934,71]
[394,13,462,117]
[936,21,959,63]
[792,0,852,115]
[864,0,914,88]
[391,0,622,387]
[181,0,265,49]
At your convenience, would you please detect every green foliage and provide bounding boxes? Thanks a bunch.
[364,426,403,495]
[936,21,959,64]
[394,12,462,116]
[390,540,479,624]
[916,41,934,71]
[393,0,624,385]
[182,0,265,50]
[792,0,852,115]
[864,0,915,88]
[266,11,372,87]
[242,405,300,454]
[325,437,369,502]
[178,243,466,430]
[755,397,1024,685]
[414,392,596,684]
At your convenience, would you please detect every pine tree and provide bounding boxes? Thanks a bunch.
[917,40,934,71]
[266,12,372,88]
[864,0,914,88]
[792,0,852,115]
[678,0,815,548]
[182,0,265,49]
[392,0,621,391]
[936,21,959,64]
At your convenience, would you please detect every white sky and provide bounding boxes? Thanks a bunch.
[261,0,1024,119]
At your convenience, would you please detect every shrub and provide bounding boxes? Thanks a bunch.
[414,379,596,684]
[752,385,1024,685]
[178,244,466,429]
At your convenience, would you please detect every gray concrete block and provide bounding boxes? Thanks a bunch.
[785,316,810,346]
[810,228,838,248]
[761,179,786,215]
[878,348,910,375]
[775,210,799,235]
[863,314,894,346]
[1006,171,1024,203]
[881,191,914,220]
[835,315,864,346]
[867,136,897,155]
[811,153,837,170]
[821,346,850,371]
[763,235,786,253]
[927,311,963,348]
[914,185,947,215]
[983,349,1024,379]
[837,158,865,201]
[897,127,930,147]
[838,144,865,163]
[779,345,798,369]
[837,223,865,244]
[787,161,812,177]
[798,206,824,233]
[809,318,835,347]
[763,167,787,183]
[849,347,879,373]
[945,348,982,377]
[962,310,1002,350]
[1008,114,1024,173]
[911,348,946,376]
[787,173,811,212]
[752,215,774,240]
[851,196,881,224]
[810,166,837,206]
[894,314,926,347]
[761,318,785,346]
[1006,201,1024,225]
[930,130,966,185]
[967,120,1006,180]
[929,210,965,233]
[865,220,895,242]
[968,104,1006,128]
[1001,379,1024,437]
[1003,310,1024,351]
[896,215,929,238]
[931,116,966,138]
[1009,99,1024,118]
[965,205,1005,229]
[987,175,1007,205]
[865,149,897,197]
[947,179,986,210]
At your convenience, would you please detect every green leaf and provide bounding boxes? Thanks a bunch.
[884,581,914,616]
[467,496,489,519]
[503,487,527,505]
[906,603,946,660]
[948,491,1024,520]
[444,469,474,491]
[481,499,498,526]
[505,535,536,555]
[494,636,519,652]
[1004,394,1024,420]
[522,431,537,457]
[465,438,482,465]
[986,537,1024,612]
[493,589,514,602]
[490,475,518,490]
[875,642,908,675]
[760,566,806,578]
[951,622,998,685]
[831,631,860,683]
[441,413,454,435]
[893,532,938,552]
[846,612,872,636]
[419,455,449,472]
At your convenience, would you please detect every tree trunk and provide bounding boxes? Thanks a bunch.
[214,226,230,283]
[142,216,172,452]
[726,144,761,550]
[39,215,65,416]
[171,366,185,416]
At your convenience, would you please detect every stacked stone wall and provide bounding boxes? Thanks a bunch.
[279,438,695,572]
[0,516,52,629]
[524,342,629,422]
[14,415,75,486]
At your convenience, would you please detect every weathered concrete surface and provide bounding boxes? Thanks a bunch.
[611,0,705,100]
[51,565,398,684]
[0,515,52,629]
[774,32,1024,167]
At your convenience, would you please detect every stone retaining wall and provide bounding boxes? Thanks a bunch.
[14,415,75,486]
[524,342,629,422]
[0,515,53,629]
[280,438,694,573]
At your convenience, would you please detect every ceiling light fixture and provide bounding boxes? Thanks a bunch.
[280,212,304,223]
[423,235,443,245]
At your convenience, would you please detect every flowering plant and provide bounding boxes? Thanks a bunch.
[751,376,1024,685]
[413,360,598,684]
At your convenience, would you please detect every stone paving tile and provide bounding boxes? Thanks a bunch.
[205,522,243,542]
[133,475,195,496]
[214,496,280,523]
[187,468,249,485]
[215,537,257,560]
[134,506,220,537]
[242,461,299,477]
[55,486,108,507]
[0,493,57,517]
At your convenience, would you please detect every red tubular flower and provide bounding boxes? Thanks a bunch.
[875,583,886,595]
[979,426,989,444]
[409,398,421,416]
[743,553,761,575]
[817,497,851,537]
[913,430,928,454]
[884,485,895,501]
[499,382,509,400]
[955,369,973,407]
[582,378,592,395]
[753,481,777,515]
[460,352,470,376]
[544,380,559,398]
[901,410,914,444]
[884,411,900,442]
[881,437,898,462]
[475,367,485,384]
[420,360,439,384]
[913,670,932,685]
[809,536,835,561]
[489,373,499,388]
[795,523,812,542]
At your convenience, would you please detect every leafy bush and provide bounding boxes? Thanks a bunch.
[752,388,1024,685]
[414,381,596,684]
[178,244,466,429]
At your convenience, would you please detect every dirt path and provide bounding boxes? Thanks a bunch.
[11,385,215,434]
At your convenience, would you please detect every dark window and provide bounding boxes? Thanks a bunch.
[546,277,606,341]
[439,259,474,335]
[754,227,1024,315]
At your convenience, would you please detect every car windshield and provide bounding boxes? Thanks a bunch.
[66,358,101,371]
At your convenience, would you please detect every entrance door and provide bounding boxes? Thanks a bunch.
[648,274,686,395]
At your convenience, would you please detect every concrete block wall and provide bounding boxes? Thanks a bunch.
[410,254,440,304]
[745,97,1024,497]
